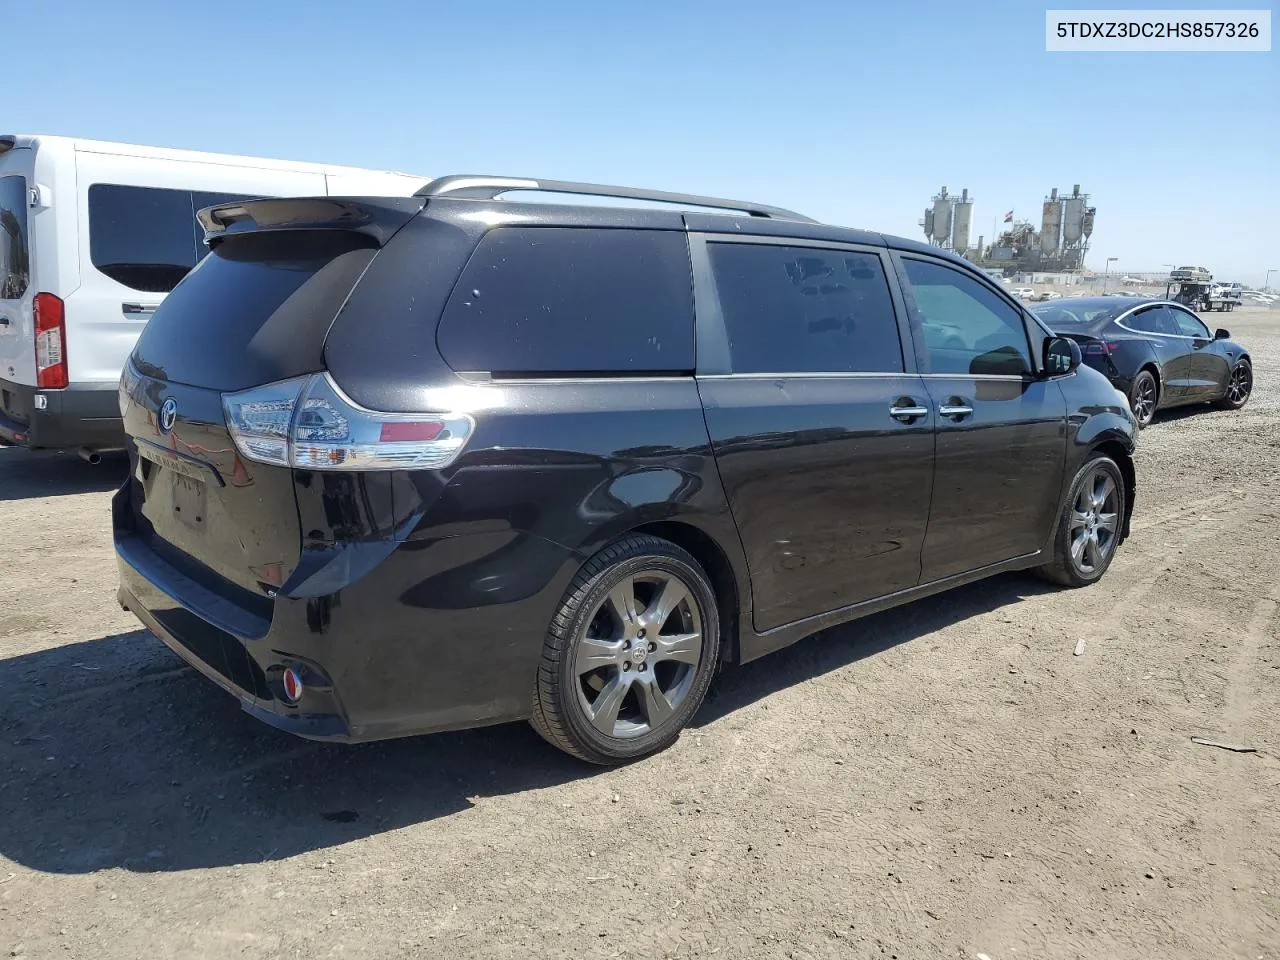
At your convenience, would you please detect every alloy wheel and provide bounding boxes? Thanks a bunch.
[1069,468,1120,576]
[1132,375,1156,425]
[1226,364,1252,405]
[574,571,703,739]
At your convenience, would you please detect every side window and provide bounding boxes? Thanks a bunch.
[706,242,903,374]
[1170,307,1210,339]
[89,184,198,293]
[900,258,1031,376]
[437,227,694,376]
[1124,308,1162,334]
[0,175,30,300]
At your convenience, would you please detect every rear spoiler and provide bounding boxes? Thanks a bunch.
[197,196,426,247]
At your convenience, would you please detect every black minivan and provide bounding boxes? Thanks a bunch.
[114,176,1137,764]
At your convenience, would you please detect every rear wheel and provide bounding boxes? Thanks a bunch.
[1035,454,1126,587]
[1216,358,1252,410]
[530,535,720,764]
[1128,369,1158,428]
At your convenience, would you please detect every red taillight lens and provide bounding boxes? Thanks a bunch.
[1083,340,1119,356]
[223,373,474,471]
[34,293,68,389]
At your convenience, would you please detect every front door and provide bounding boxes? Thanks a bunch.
[693,236,935,632]
[1167,304,1228,398]
[895,254,1067,583]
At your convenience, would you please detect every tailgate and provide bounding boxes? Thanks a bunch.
[118,196,424,599]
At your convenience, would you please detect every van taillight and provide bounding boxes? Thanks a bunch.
[34,293,68,389]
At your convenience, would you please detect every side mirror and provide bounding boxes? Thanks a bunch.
[1043,336,1081,376]
[1214,328,1230,340]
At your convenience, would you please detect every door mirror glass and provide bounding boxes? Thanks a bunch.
[1214,328,1230,340]
[1043,336,1080,376]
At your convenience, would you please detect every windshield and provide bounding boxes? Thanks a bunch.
[0,175,29,300]
[1032,301,1122,326]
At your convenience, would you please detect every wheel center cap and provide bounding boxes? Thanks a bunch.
[631,642,649,665]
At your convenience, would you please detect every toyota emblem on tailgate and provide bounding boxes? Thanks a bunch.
[159,398,178,434]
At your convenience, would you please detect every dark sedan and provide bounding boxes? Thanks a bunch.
[1032,297,1253,427]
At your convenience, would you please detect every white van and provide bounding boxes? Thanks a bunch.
[0,135,427,454]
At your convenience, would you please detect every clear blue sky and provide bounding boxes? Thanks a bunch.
[7,0,1278,282]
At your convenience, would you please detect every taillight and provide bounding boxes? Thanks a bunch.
[223,373,474,471]
[34,293,68,389]
[1083,340,1119,356]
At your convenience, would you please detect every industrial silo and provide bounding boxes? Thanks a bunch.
[1081,207,1096,239]
[922,207,935,240]
[931,187,953,245]
[951,188,973,254]
[1040,187,1063,255]
[1062,184,1086,245]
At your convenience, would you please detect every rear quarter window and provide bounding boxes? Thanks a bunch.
[437,227,694,376]
[0,175,30,299]
[89,184,264,293]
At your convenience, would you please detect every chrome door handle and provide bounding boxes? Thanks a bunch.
[122,303,158,316]
[938,403,974,420]
[889,404,929,423]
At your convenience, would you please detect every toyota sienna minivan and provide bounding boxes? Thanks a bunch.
[114,176,1137,764]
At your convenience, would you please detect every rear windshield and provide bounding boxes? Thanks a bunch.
[0,175,30,300]
[131,231,376,391]
[1032,302,1124,326]
[89,184,266,293]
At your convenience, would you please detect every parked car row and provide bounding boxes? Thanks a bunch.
[1,139,1252,764]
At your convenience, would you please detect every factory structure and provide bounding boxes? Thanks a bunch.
[920,184,1096,276]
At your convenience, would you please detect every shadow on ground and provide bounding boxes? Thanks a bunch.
[0,572,1051,874]
[0,446,128,501]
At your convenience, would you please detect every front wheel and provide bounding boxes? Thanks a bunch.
[1128,369,1158,428]
[1035,454,1126,588]
[1216,358,1252,410]
[530,535,721,764]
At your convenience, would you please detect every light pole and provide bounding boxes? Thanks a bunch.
[1103,257,1118,293]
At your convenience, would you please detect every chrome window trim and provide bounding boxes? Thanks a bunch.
[696,372,1029,382]
[1114,301,1211,341]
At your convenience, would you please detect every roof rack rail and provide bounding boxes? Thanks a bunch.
[415,175,816,223]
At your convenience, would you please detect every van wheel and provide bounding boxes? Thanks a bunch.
[530,535,720,764]
[1035,454,1126,588]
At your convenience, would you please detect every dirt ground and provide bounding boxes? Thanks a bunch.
[1,307,1277,960]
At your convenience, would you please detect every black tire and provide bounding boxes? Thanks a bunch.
[1215,358,1252,410]
[530,534,721,764]
[1128,369,1158,428]
[1035,453,1126,588]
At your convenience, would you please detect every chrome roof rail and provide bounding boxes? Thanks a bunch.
[416,174,816,223]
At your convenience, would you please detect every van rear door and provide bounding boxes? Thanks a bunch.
[0,145,34,386]
[69,148,327,386]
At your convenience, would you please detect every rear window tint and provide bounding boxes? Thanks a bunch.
[0,175,30,300]
[132,232,376,391]
[89,184,263,293]
[437,227,694,376]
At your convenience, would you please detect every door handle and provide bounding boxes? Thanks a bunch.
[938,400,974,420]
[889,400,929,424]
[122,303,158,316]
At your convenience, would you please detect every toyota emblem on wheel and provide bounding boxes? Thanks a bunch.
[159,398,177,434]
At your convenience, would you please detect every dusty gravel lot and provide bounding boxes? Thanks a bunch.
[1,307,1278,960]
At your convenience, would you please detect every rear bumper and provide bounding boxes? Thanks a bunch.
[0,378,124,450]
[112,480,583,744]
